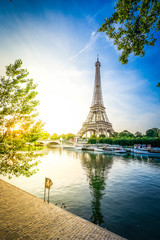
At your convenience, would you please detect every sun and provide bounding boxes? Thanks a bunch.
[12,123,21,131]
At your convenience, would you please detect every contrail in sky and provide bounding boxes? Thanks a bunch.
[52,31,99,76]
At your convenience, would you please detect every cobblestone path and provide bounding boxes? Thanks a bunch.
[0,179,126,240]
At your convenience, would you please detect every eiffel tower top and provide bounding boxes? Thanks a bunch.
[91,55,104,107]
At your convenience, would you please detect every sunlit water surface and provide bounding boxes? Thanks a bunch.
[1,148,160,240]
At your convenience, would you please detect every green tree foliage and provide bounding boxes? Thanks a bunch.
[88,136,160,147]
[98,0,160,87]
[135,131,143,137]
[90,134,97,139]
[110,131,119,138]
[146,128,159,137]
[59,133,75,140]
[99,134,106,138]
[40,131,50,140]
[99,0,160,65]
[119,130,134,138]
[59,134,66,139]
[50,133,59,140]
[0,59,45,178]
[88,138,97,144]
[88,128,160,147]
[88,134,97,144]
[65,133,75,140]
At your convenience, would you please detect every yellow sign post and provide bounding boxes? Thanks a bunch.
[44,177,53,203]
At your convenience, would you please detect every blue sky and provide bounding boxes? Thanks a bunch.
[0,0,160,134]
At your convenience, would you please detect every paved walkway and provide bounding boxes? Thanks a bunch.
[0,180,125,240]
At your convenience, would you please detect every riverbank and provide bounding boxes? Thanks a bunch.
[0,179,125,240]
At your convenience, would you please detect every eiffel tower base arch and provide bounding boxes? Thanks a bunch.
[78,122,114,138]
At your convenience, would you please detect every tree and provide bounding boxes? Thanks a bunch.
[50,133,59,140]
[146,128,159,137]
[0,59,45,178]
[65,133,75,140]
[119,130,134,138]
[99,134,106,138]
[110,131,119,138]
[90,134,97,139]
[99,0,160,86]
[40,131,50,140]
[59,134,66,140]
[88,134,97,144]
[58,133,75,140]
[135,131,143,137]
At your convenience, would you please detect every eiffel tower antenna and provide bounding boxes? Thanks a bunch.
[78,56,114,137]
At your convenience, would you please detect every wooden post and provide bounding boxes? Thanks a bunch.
[48,188,50,204]
[44,186,46,202]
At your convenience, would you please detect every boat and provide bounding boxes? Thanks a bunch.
[73,144,83,150]
[74,146,82,150]
[82,145,95,151]
[62,144,83,150]
[103,146,115,154]
[148,147,160,154]
[103,145,126,154]
[93,147,104,152]
[133,149,149,154]
[133,147,160,157]
[114,148,126,153]
[125,148,134,153]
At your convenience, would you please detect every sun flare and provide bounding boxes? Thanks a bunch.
[12,123,21,131]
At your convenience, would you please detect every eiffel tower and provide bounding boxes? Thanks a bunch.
[78,56,114,137]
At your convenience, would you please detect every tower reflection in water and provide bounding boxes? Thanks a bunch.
[80,152,113,225]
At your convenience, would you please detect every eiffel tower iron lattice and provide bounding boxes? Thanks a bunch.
[78,56,114,137]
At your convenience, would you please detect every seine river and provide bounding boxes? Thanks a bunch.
[1,148,160,240]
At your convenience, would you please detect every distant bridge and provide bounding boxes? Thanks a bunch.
[37,139,74,146]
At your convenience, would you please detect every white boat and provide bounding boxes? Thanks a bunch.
[62,144,83,150]
[82,145,95,151]
[103,147,115,154]
[103,145,126,154]
[115,148,127,154]
[74,144,83,150]
[115,148,126,153]
[94,147,104,152]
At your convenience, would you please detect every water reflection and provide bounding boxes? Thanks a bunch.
[122,153,160,168]
[80,152,113,225]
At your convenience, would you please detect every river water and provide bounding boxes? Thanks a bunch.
[1,148,160,240]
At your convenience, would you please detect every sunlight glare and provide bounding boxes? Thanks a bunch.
[12,123,21,131]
